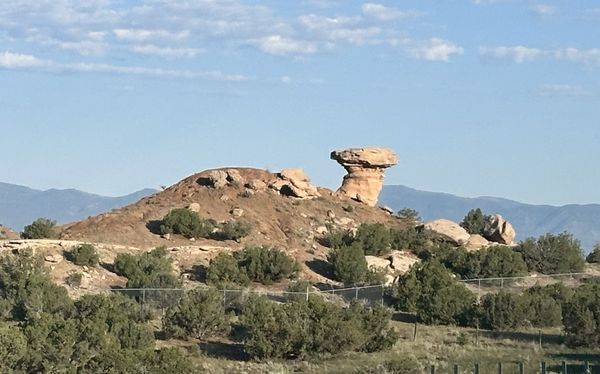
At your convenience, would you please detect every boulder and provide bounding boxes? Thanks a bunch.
[331,148,398,206]
[198,169,246,188]
[483,214,516,245]
[423,219,470,245]
[203,170,228,188]
[365,255,392,270]
[315,226,328,235]
[388,250,420,274]
[465,234,489,251]
[270,168,321,199]
[45,254,63,263]
[246,179,267,191]
[230,208,244,218]
[187,203,201,213]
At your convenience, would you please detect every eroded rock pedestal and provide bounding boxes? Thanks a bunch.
[331,147,398,206]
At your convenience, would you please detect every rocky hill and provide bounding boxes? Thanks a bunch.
[60,167,403,250]
[380,185,600,252]
[0,182,156,231]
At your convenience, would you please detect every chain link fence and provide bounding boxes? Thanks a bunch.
[112,284,386,312]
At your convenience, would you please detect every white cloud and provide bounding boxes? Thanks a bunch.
[530,4,557,16]
[113,29,190,43]
[555,48,600,65]
[252,35,318,56]
[361,3,418,21]
[540,84,590,97]
[281,75,292,84]
[298,14,382,45]
[130,45,203,58]
[479,46,543,63]
[0,50,250,81]
[399,38,464,61]
[0,51,46,68]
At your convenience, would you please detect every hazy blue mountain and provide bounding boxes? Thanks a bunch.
[380,185,600,252]
[0,182,156,232]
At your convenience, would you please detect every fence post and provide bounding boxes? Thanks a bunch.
[498,362,503,374]
[142,289,146,305]
[541,361,546,374]
[474,363,480,374]
[478,279,481,301]
[538,330,542,350]
[412,321,418,342]
[306,286,309,302]
[585,361,590,374]
[453,364,459,374]
[562,361,567,374]
[222,290,226,307]
[430,364,435,374]
[518,362,524,374]
[355,286,358,300]
[381,284,384,306]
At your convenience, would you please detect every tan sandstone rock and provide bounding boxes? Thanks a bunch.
[270,168,321,199]
[330,147,398,206]
[465,234,489,251]
[423,219,471,245]
[483,214,516,245]
[388,250,420,274]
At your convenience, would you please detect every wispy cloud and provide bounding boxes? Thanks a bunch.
[129,45,203,58]
[361,3,421,21]
[530,4,558,16]
[555,48,600,65]
[479,46,544,63]
[399,38,464,62]
[0,0,455,62]
[539,84,590,97]
[0,51,251,81]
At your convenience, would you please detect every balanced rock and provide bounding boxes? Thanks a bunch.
[423,219,470,245]
[483,214,516,245]
[331,147,398,206]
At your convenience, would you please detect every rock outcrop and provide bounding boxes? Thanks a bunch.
[331,147,398,206]
[465,234,490,251]
[269,168,321,199]
[423,219,471,245]
[483,214,516,245]
[198,169,246,188]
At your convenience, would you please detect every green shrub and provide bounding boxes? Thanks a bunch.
[240,295,397,359]
[392,259,476,325]
[354,223,393,256]
[516,232,585,274]
[328,243,369,286]
[206,253,250,287]
[0,250,73,321]
[390,226,431,252]
[212,221,251,241]
[477,245,528,278]
[0,323,27,369]
[586,243,600,263]
[235,246,299,284]
[396,208,421,223]
[21,218,57,239]
[65,273,83,287]
[68,244,100,267]
[163,288,230,340]
[206,247,298,286]
[159,208,214,238]
[113,247,181,307]
[479,291,524,330]
[460,208,487,235]
[322,227,354,249]
[563,283,600,347]
[520,285,564,328]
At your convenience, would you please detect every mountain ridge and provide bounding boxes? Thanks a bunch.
[0,182,156,232]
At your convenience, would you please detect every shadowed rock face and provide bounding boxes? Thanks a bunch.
[331,148,398,206]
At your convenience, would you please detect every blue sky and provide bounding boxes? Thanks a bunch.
[1,0,599,205]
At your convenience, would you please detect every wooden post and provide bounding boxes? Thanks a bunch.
[412,321,418,342]
[430,365,435,374]
[474,363,480,374]
[539,330,542,350]
[306,286,309,302]
[498,362,503,374]
[518,362,524,374]
[453,364,459,374]
[585,361,590,374]
[541,361,546,374]
[562,361,567,374]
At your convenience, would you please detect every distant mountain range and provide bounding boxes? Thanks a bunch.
[380,185,600,252]
[0,182,156,232]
